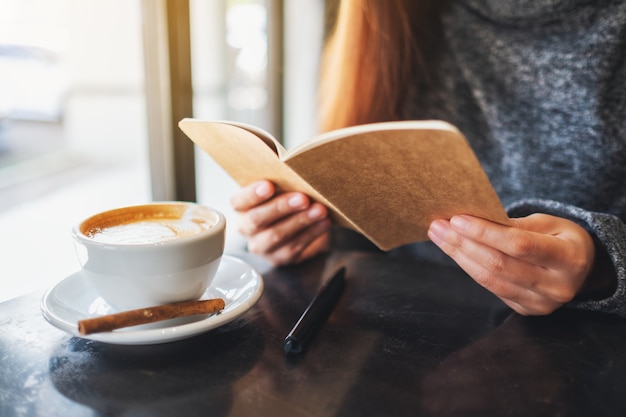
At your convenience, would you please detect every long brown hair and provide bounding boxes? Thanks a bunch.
[318,0,440,132]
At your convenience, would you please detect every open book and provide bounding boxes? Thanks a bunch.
[179,118,511,251]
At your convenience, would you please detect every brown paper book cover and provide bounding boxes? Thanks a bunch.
[179,118,511,251]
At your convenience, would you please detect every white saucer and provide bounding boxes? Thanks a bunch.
[41,255,264,345]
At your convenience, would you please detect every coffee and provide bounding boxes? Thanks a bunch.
[81,203,219,245]
[73,202,226,311]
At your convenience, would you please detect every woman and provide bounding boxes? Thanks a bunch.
[230,0,626,317]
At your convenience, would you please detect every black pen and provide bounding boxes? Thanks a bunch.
[284,266,347,355]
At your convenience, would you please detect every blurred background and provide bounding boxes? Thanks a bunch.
[0,0,326,302]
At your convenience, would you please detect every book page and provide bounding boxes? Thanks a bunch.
[178,119,291,186]
[178,119,342,220]
[285,120,459,159]
[284,124,511,250]
[217,120,287,158]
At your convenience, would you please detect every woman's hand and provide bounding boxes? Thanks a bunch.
[230,180,332,266]
[428,213,596,315]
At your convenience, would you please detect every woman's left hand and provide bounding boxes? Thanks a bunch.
[428,213,596,315]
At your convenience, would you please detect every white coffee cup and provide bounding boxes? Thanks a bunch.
[72,202,226,311]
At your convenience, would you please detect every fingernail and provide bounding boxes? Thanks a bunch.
[288,194,308,208]
[429,220,449,238]
[428,220,449,246]
[255,182,272,198]
[307,205,326,220]
[450,215,471,232]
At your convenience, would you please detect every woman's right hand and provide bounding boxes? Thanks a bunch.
[230,180,332,266]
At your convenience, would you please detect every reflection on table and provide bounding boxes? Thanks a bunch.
[1,250,626,417]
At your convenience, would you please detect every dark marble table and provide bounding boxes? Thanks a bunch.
[2,250,626,417]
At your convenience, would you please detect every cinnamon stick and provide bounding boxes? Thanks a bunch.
[78,298,226,335]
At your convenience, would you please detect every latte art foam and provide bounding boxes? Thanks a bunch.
[82,204,218,245]
[88,218,210,244]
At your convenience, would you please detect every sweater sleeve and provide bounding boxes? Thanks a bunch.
[506,199,626,318]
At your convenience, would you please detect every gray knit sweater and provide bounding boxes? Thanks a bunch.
[392,0,626,317]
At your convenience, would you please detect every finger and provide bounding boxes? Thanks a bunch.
[444,235,575,313]
[295,233,332,263]
[237,192,312,236]
[508,213,560,234]
[247,203,329,253]
[429,220,574,313]
[448,215,565,269]
[499,296,562,316]
[508,213,587,239]
[430,220,540,297]
[261,220,331,266]
[434,235,561,315]
[230,180,275,211]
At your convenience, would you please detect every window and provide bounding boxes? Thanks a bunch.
[0,0,325,302]
[0,0,150,302]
